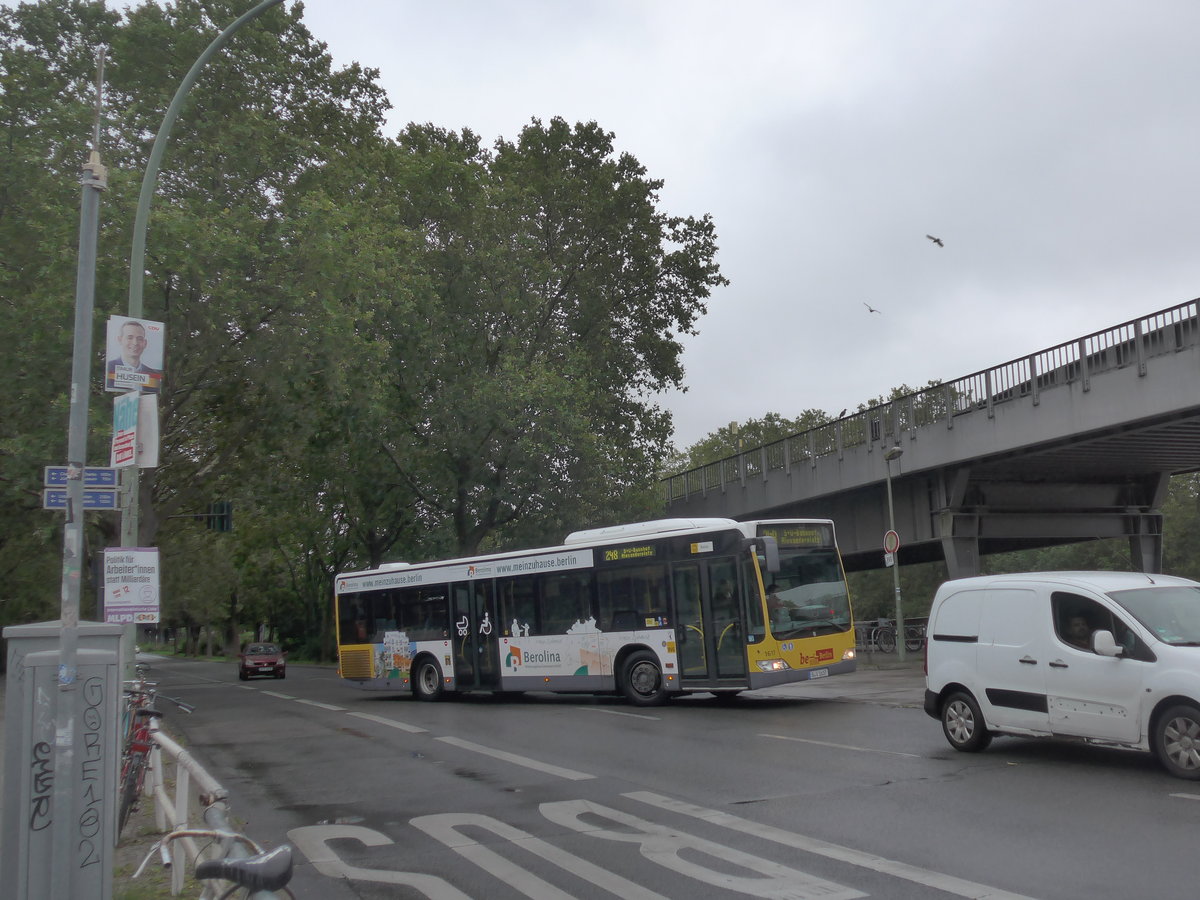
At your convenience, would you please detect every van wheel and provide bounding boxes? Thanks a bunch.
[1154,704,1200,779]
[941,691,991,752]
[413,658,445,701]
[621,651,666,707]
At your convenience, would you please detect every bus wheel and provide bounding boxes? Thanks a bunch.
[621,651,666,707]
[413,658,445,701]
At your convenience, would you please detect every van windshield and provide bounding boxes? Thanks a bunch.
[1108,585,1200,646]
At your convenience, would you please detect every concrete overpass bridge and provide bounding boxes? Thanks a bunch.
[663,298,1200,578]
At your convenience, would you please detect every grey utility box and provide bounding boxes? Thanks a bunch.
[2,620,124,900]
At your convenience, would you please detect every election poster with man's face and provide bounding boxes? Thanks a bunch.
[105,315,165,393]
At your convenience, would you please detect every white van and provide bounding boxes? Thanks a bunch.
[923,571,1200,779]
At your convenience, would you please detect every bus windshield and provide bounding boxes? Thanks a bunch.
[765,548,852,639]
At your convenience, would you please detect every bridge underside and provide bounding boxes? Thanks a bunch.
[792,412,1200,579]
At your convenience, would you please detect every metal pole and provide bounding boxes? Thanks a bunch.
[119,0,286,670]
[885,459,906,662]
[52,53,109,898]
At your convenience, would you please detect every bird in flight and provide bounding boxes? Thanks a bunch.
[863,302,882,314]
[926,234,944,247]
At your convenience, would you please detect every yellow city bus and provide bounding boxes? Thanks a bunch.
[333,517,856,705]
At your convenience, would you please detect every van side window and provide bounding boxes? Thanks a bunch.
[1052,592,1107,651]
[1051,592,1150,659]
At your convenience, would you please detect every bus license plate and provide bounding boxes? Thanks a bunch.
[808,668,829,680]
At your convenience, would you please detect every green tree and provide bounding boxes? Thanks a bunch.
[363,118,727,556]
[0,1,126,632]
[1,2,727,655]
[668,410,832,472]
[0,0,395,642]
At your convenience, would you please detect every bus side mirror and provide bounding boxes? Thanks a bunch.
[744,536,780,574]
[761,536,780,574]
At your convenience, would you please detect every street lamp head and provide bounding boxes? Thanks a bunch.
[884,445,904,461]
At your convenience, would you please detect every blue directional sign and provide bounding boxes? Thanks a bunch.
[42,489,119,510]
[43,466,119,487]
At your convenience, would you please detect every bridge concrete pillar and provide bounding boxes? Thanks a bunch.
[939,511,981,579]
[1128,513,1164,574]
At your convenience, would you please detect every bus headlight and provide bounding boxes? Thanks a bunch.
[756,659,792,672]
[843,648,856,661]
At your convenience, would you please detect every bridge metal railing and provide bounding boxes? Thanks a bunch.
[664,298,1199,502]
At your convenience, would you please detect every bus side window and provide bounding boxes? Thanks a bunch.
[596,570,629,631]
[540,572,594,634]
[631,564,668,626]
[598,565,667,630]
[498,577,538,636]
[611,610,639,630]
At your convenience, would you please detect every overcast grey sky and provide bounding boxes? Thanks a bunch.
[305,2,1199,447]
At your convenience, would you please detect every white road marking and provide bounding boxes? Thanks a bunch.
[627,791,1042,900]
[294,698,345,711]
[413,812,666,899]
[435,736,595,780]
[1170,792,1200,801]
[760,733,923,759]
[348,711,428,733]
[289,824,471,899]
[260,690,294,699]
[575,707,660,720]
[541,799,864,899]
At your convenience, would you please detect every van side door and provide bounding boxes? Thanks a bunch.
[1046,591,1145,743]
[977,588,1049,734]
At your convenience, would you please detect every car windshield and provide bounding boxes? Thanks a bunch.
[246,644,278,655]
[1108,585,1200,645]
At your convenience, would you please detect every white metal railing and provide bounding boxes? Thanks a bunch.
[145,723,288,897]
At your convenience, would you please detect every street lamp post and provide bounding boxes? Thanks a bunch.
[884,445,905,662]
[118,0,286,673]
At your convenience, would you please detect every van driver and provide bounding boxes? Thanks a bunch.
[1063,615,1092,650]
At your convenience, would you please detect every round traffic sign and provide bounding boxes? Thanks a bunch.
[883,529,900,553]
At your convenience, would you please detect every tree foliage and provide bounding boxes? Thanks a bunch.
[367,118,725,555]
[0,1,723,656]
[668,411,833,473]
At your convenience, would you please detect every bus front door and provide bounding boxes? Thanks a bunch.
[451,581,500,690]
[673,558,746,685]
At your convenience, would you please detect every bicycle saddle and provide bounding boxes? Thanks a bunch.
[195,843,293,892]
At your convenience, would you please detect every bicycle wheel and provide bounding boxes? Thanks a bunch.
[905,628,924,652]
[876,628,896,653]
[118,751,145,835]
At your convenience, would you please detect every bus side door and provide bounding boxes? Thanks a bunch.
[451,581,500,690]
[673,557,746,684]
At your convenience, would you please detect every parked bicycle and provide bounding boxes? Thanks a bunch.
[134,827,295,899]
[118,668,194,835]
[904,620,927,652]
[854,618,927,654]
[855,619,896,652]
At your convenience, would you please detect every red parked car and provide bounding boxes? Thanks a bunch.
[238,642,286,680]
